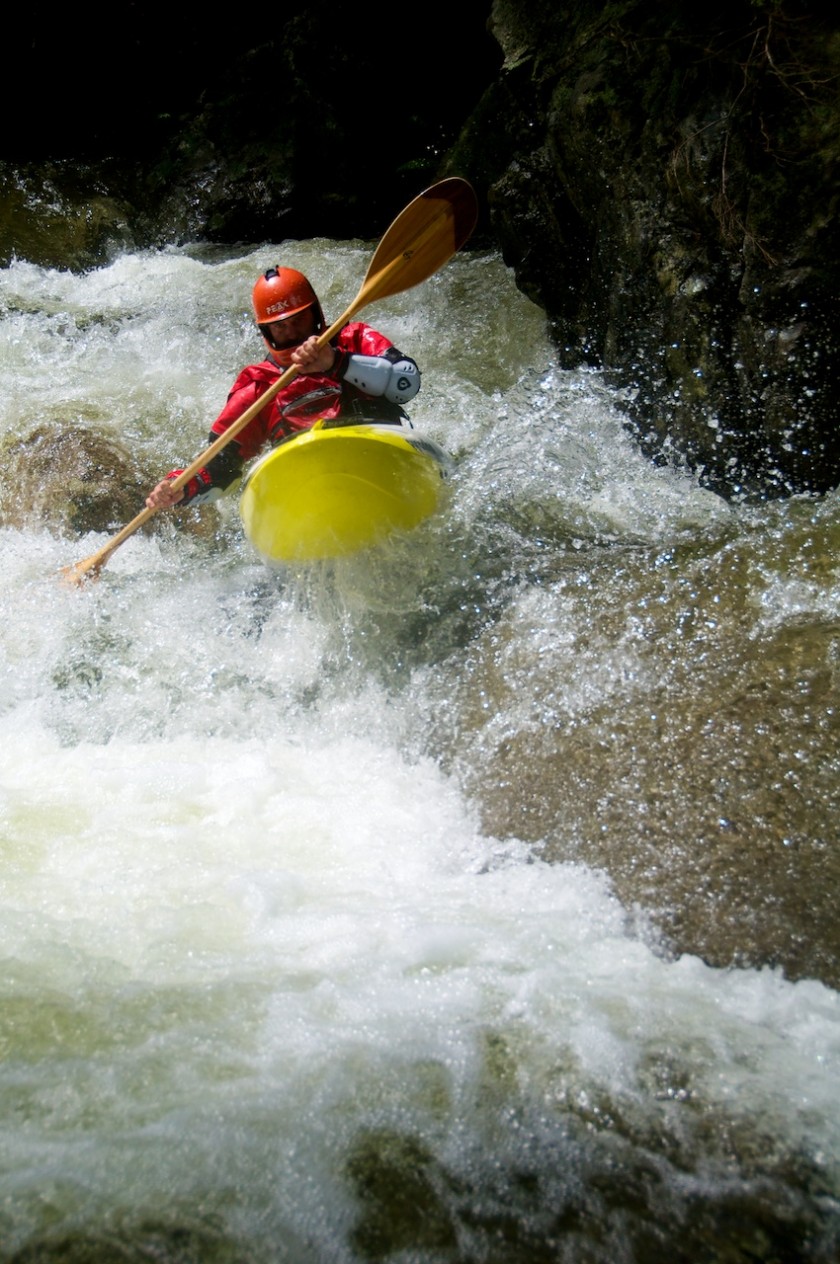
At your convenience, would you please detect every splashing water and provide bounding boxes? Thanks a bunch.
[1,241,839,1262]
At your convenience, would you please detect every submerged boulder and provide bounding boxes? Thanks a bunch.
[0,425,153,537]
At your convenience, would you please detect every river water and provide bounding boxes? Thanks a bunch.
[0,239,839,1263]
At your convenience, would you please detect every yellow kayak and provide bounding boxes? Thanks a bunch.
[239,419,450,564]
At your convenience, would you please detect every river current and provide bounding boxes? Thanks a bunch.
[0,239,838,1262]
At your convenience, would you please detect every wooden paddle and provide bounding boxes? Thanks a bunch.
[62,176,478,585]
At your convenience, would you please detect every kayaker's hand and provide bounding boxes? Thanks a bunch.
[146,478,185,510]
[290,336,337,375]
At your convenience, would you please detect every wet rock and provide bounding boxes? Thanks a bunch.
[0,424,153,537]
[6,1218,246,1264]
[430,531,840,990]
[0,163,136,271]
[346,1129,459,1258]
[466,0,840,499]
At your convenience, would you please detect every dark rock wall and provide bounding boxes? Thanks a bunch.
[2,1,837,499]
[470,0,840,498]
[0,4,501,252]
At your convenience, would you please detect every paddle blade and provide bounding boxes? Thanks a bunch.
[361,177,478,308]
[60,555,107,586]
[60,504,157,586]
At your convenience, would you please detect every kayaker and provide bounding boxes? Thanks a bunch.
[146,266,421,510]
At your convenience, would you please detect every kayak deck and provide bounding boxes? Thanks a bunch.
[239,419,450,564]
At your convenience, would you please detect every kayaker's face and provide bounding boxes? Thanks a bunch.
[267,306,316,351]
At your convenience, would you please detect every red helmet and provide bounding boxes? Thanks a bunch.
[252,266,326,365]
[252,267,319,324]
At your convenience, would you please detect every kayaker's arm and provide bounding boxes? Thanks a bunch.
[146,440,244,509]
[291,335,421,406]
[332,346,421,405]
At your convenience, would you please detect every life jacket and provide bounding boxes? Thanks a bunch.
[210,322,396,459]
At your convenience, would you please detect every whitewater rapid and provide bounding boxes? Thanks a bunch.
[1,241,838,1262]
